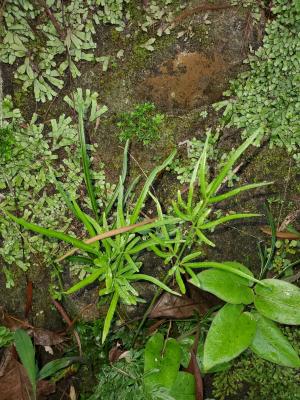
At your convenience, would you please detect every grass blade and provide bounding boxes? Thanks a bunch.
[184,261,265,286]
[64,268,105,294]
[54,177,79,218]
[187,157,201,209]
[104,140,129,217]
[78,105,99,221]
[207,130,260,197]
[199,213,260,230]
[71,198,96,237]
[117,176,125,228]
[260,202,276,278]
[208,182,272,204]
[127,273,180,296]
[14,329,37,398]
[5,211,99,256]
[130,150,176,224]
[125,175,141,205]
[102,291,119,343]
[199,134,209,198]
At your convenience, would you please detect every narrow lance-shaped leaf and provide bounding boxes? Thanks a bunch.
[208,182,272,204]
[64,268,106,294]
[199,213,260,230]
[127,274,180,296]
[117,176,125,228]
[104,140,129,217]
[130,150,177,224]
[77,105,99,221]
[102,292,119,343]
[199,133,209,199]
[184,261,265,286]
[4,211,99,256]
[187,157,201,210]
[207,130,260,197]
[71,198,96,237]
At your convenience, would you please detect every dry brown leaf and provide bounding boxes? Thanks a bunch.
[109,342,127,364]
[149,292,209,319]
[0,347,55,400]
[0,307,65,348]
[69,384,77,400]
[148,319,167,334]
[260,226,300,240]
[0,357,32,400]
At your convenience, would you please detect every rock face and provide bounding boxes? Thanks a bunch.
[1,2,298,335]
[140,51,228,110]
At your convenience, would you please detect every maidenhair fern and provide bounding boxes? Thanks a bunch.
[0,0,129,102]
[215,0,300,163]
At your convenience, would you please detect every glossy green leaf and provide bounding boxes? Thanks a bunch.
[203,304,256,371]
[190,267,254,304]
[254,279,300,325]
[144,333,181,390]
[169,371,196,400]
[250,312,300,368]
[14,329,37,396]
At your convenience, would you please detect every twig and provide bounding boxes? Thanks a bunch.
[52,299,82,356]
[56,217,157,261]
[36,0,66,40]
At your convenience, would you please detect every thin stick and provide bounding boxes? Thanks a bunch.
[56,218,157,261]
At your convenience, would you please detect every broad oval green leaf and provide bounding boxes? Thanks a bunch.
[144,333,181,391]
[190,267,254,305]
[169,371,196,400]
[250,312,300,368]
[203,304,256,372]
[254,279,300,325]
